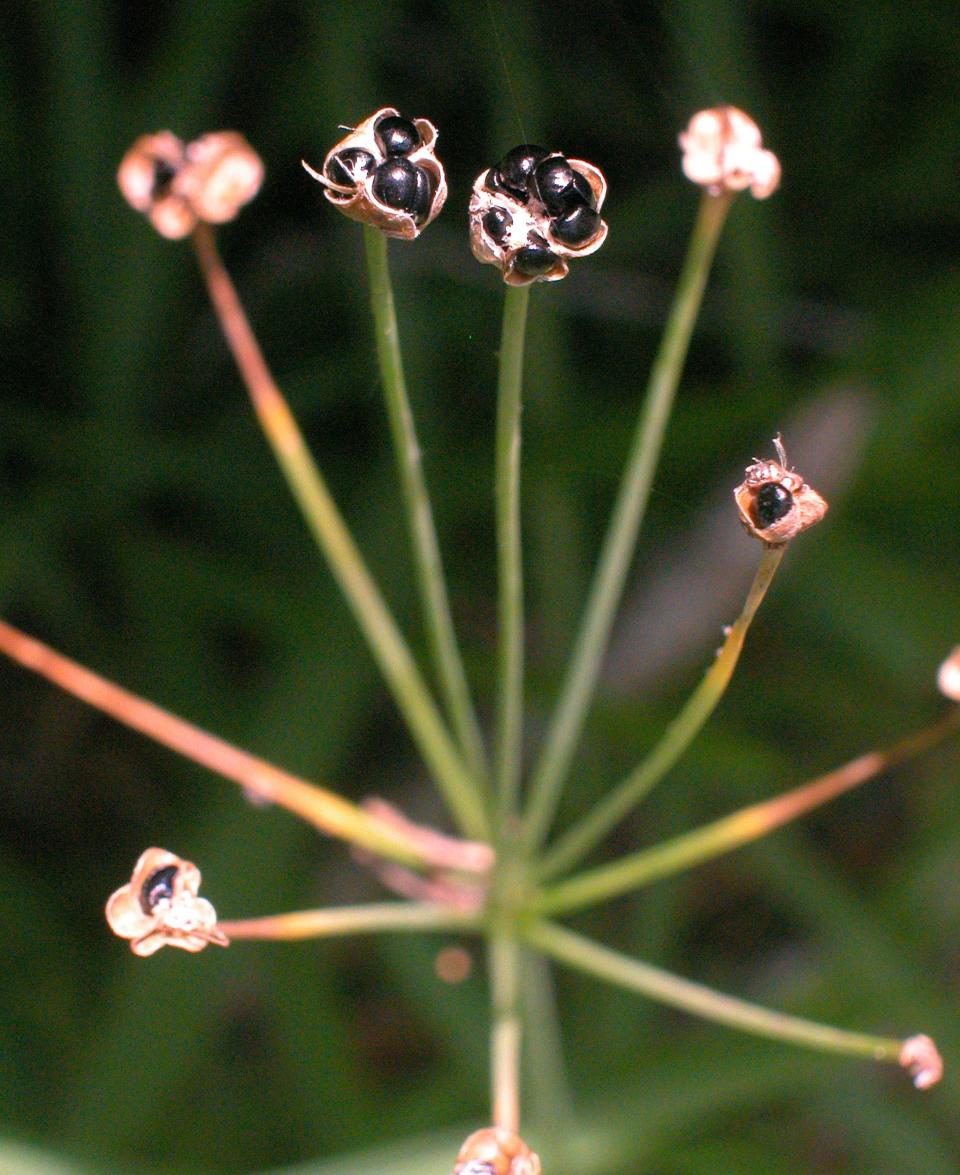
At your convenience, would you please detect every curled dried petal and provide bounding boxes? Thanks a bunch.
[106,847,229,956]
[899,1034,943,1090]
[679,105,781,199]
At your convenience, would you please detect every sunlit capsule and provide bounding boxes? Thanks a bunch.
[733,436,828,544]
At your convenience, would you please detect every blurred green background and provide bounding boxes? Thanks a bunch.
[2,2,960,1172]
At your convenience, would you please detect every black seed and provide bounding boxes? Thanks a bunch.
[410,165,434,223]
[372,157,423,213]
[374,114,421,157]
[496,144,550,199]
[485,166,525,203]
[512,234,556,278]
[151,157,177,199]
[550,203,601,247]
[141,865,178,914]
[482,206,513,245]
[532,156,595,214]
[755,483,793,528]
[325,148,377,188]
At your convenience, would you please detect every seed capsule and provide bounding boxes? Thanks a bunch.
[734,436,828,544]
[531,155,595,213]
[304,106,447,239]
[374,113,422,157]
[452,1128,541,1175]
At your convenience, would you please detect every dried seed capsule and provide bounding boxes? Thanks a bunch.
[512,234,556,278]
[733,436,828,544]
[531,154,595,213]
[469,148,607,284]
[106,847,230,956]
[374,113,422,157]
[325,147,377,188]
[550,202,602,247]
[452,1128,541,1175]
[679,105,781,198]
[304,106,447,239]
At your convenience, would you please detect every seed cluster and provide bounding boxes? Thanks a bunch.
[469,144,608,285]
[117,131,264,239]
[304,107,447,240]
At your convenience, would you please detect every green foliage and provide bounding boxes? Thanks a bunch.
[2,2,959,1171]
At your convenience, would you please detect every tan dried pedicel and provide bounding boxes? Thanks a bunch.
[117,130,263,238]
[734,435,828,546]
[452,1128,541,1175]
[105,847,229,956]
[679,105,781,199]
[469,145,608,286]
[303,107,447,240]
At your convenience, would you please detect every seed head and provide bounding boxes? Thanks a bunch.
[679,106,781,199]
[734,435,827,545]
[899,1034,943,1090]
[105,847,229,956]
[118,130,263,238]
[303,107,447,240]
[469,145,608,285]
[452,1128,541,1175]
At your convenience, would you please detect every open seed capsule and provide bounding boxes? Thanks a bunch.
[304,106,447,240]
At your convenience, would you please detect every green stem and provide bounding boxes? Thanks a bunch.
[489,930,523,1133]
[521,949,575,1141]
[219,901,480,941]
[526,920,904,1066]
[540,543,784,879]
[495,284,531,819]
[535,709,960,916]
[362,227,487,784]
[524,192,734,850]
[192,224,488,841]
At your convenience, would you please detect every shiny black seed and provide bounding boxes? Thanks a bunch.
[755,483,793,528]
[532,156,595,214]
[482,206,513,245]
[496,144,549,198]
[512,234,556,277]
[325,148,377,188]
[374,114,421,157]
[151,157,177,198]
[550,203,601,247]
[141,865,178,914]
[485,166,525,203]
[410,165,434,223]
[372,158,433,221]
